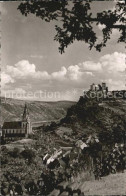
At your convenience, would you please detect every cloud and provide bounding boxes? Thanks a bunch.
[80,61,102,71]
[5,60,94,83]
[97,52,126,90]
[78,52,125,74]
[100,52,125,72]
[67,65,82,80]
[2,52,125,100]
[1,72,15,88]
[51,66,67,80]
[77,52,125,90]
[51,64,94,81]
[6,60,50,80]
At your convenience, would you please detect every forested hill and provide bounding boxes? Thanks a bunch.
[0,97,76,125]
[57,97,126,145]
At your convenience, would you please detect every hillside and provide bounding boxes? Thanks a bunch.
[79,171,126,195]
[49,170,126,195]
[57,97,126,145]
[1,97,126,196]
[1,97,76,125]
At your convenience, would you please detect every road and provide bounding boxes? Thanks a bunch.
[31,120,60,128]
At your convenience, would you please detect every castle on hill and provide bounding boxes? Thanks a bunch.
[90,82,108,93]
[86,82,126,100]
[2,104,31,142]
[83,82,109,100]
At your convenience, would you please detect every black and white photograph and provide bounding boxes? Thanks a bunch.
[0,0,126,195]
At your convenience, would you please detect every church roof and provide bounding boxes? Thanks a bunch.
[2,121,22,129]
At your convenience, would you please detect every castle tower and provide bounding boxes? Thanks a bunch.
[22,103,31,136]
[102,82,106,91]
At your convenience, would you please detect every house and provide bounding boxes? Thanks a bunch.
[75,140,88,150]
[2,103,31,142]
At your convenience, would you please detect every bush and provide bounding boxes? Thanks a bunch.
[21,148,35,163]
[8,147,20,158]
[1,146,9,153]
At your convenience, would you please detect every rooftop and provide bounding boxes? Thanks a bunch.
[2,121,22,129]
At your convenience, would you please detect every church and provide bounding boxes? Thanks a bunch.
[2,104,31,142]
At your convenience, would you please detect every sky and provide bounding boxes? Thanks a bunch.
[1,1,126,101]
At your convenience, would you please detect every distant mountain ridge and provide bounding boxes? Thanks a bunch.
[1,97,76,125]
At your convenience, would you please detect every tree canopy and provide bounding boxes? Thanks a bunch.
[18,0,125,53]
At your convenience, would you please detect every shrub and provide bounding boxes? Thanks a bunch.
[8,147,20,158]
[21,148,35,163]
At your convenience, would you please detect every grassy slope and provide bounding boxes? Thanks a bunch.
[1,97,76,125]
[78,171,126,195]
[49,171,126,195]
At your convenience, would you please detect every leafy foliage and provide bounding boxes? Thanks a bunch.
[18,0,125,53]
[1,97,126,195]
[1,147,44,195]
[21,148,36,163]
[8,148,20,158]
[62,97,126,145]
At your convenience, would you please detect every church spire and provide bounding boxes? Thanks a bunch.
[22,103,30,121]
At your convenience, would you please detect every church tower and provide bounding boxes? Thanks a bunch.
[22,103,31,136]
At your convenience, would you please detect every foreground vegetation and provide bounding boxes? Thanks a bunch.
[1,97,126,195]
